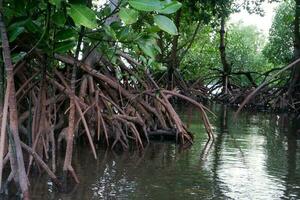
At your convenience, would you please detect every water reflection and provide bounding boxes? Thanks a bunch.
[27,104,300,200]
[207,105,300,200]
[213,106,283,199]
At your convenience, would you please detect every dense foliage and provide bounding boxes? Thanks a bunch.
[181,21,273,86]
[263,0,294,66]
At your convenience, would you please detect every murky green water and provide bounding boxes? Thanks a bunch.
[28,104,300,200]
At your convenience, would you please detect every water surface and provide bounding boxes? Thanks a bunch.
[29,104,300,200]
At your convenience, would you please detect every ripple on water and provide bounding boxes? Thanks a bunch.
[26,105,300,200]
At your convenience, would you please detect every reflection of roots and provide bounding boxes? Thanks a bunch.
[200,139,214,162]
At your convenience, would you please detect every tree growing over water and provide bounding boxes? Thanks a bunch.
[0,0,215,198]
[1,0,300,198]
[238,0,300,111]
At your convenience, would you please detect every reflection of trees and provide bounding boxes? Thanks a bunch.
[264,114,287,180]
[283,117,300,198]
[28,105,300,200]
[264,114,300,199]
[29,141,215,199]
[211,105,228,199]
[128,142,214,199]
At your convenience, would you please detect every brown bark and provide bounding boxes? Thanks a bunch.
[26,75,49,174]
[63,26,85,183]
[0,59,3,109]
[168,10,181,89]
[236,58,300,115]
[219,16,231,95]
[20,142,61,187]
[288,0,300,98]
[147,74,192,143]
[0,61,3,188]
[0,74,9,190]
[54,54,156,125]
[162,90,214,140]
[0,5,29,199]
[54,70,97,159]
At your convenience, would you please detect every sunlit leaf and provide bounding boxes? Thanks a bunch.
[128,0,163,12]
[154,15,178,35]
[68,4,97,29]
[49,0,61,7]
[158,1,182,14]
[138,38,159,59]
[119,8,139,25]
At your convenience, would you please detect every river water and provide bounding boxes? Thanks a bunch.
[28,104,300,200]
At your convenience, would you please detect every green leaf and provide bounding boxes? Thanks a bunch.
[138,39,158,59]
[118,27,131,41]
[119,8,139,25]
[145,26,161,34]
[153,41,162,54]
[154,15,178,35]
[128,0,163,12]
[12,52,26,63]
[104,25,117,40]
[54,40,76,53]
[158,1,182,14]
[56,29,77,41]
[13,0,26,14]
[8,27,25,42]
[24,20,39,33]
[140,55,147,64]
[68,4,97,29]
[49,0,61,7]
[140,44,156,58]
[118,27,140,42]
[53,12,66,26]
[9,19,28,31]
[3,7,17,21]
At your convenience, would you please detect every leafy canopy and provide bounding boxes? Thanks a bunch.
[3,0,184,65]
[263,0,294,66]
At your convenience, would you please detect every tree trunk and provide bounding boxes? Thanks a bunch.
[0,70,9,191]
[288,0,300,99]
[0,60,3,110]
[219,16,231,95]
[168,9,181,89]
[0,4,29,199]
[0,49,4,188]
